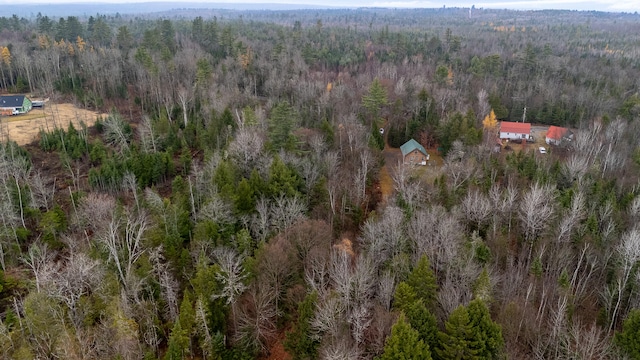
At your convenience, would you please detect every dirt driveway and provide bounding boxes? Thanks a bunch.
[0,103,107,145]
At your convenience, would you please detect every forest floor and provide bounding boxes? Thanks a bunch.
[0,102,108,145]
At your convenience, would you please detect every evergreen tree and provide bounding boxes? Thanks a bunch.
[284,292,320,360]
[467,299,504,359]
[179,290,196,354]
[165,320,189,360]
[268,156,302,198]
[405,299,439,353]
[473,268,492,303]
[407,255,438,310]
[268,101,297,151]
[235,178,256,215]
[378,314,432,360]
[362,78,388,124]
[393,281,417,312]
[615,309,640,359]
[436,305,481,360]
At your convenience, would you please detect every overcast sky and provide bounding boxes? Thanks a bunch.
[1,0,638,13]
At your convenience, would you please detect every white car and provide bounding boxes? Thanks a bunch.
[539,146,547,154]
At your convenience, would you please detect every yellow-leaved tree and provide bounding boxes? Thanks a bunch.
[76,36,85,52]
[482,109,498,131]
[1,47,11,66]
[38,35,50,49]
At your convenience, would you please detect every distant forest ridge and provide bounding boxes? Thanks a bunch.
[0,2,344,17]
[2,2,639,18]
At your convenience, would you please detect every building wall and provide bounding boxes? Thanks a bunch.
[405,149,427,165]
[545,137,561,145]
[500,131,530,140]
[21,97,32,112]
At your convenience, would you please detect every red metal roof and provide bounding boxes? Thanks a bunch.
[500,121,531,134]
[546,125,568,140]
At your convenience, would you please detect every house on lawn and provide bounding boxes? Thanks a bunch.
[545,125,572,145]
[499,121,531,141]
[401,138,429,165]
[0,95,32,116]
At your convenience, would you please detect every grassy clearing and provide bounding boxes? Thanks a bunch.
[0,104,106,145]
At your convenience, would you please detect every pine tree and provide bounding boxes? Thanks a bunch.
[362,78,388,124]
[393,281,417,312]
[378,314,432,360]
[436,305,481,360]
[179,290,196,354]
[268,156,302,198]
[405,299,439,354]
[284,292,320,360]
[615,309,640,359]
[473,268,492,303]
[268,101,297,151]
[407,255,438,310]
[467,299,504,359]
[165,320,189,360]
[235,178,256,215]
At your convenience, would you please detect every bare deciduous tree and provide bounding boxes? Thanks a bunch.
[138,115,157,153]
[392,161,423,209]
[22,241,57,293]
[149,247,180,322]
[408,206,462,273]
[460,189,492,230]
[198,192,234,226]
[228,127,264,175]
[377,271,396,311]
[311,295,345,341]
[234,283,278,353]
[97,209,148,297]
[477,88,490,120]
[177,86,193,127]
[270,195,306,234]
[251,197,271,242]
[519,183,556,244]
[607,228,640,331]
[102,114,131,153]
[556,191,585,243]
[213,247,247,324]
[564,321,613,359]
[29,170,54,211]
[359,205,406,268]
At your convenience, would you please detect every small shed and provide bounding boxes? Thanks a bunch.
[499,121,531,140]
[0,95,32,115]
[400,139,429,165]
[545,125,572,145]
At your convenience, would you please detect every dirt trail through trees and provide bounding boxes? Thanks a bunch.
[0,103,107,145]
[379,123,402,204]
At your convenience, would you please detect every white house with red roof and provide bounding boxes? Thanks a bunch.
[545,125,572,145]
[499,121,531,140]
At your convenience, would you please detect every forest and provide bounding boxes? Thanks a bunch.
[0,5,640,359]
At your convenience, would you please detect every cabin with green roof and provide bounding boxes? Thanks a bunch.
[400,139,429,165]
